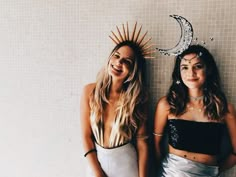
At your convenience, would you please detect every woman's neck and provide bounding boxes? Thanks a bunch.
[188,89,203,98]
[109,82,123,102]
[110,80,123,93]
[189,95,204,101]
[188,89,204,104]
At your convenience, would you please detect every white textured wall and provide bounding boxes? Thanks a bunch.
[0,0,235,177]
[0,1,81,177]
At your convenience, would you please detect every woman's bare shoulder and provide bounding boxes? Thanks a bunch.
[225,103,236,120]
[156,96,170,109]
[82,83,96,94]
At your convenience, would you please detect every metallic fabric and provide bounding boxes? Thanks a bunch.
[86,143,138,177]
[159,153,219,177]
[90,109,132,148]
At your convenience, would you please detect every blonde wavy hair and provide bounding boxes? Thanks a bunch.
[89,41,148,138]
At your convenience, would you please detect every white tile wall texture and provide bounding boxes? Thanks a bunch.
[0,0,235,176]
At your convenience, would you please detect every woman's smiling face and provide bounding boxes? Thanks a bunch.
[108,45,134,82]
[180,53,206,90]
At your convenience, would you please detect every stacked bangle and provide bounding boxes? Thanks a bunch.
[84,148,97,157]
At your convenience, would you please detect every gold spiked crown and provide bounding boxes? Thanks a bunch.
[109,22,155,59]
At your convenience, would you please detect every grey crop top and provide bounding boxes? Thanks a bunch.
[168,119,225,155]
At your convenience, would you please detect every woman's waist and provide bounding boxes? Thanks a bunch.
[95,142,134,154]
[168,145,218,166]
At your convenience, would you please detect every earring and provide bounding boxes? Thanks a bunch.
[176,80,181,84]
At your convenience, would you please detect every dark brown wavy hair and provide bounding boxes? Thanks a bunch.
[167,45,228,120]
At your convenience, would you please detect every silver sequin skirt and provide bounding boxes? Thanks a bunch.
[159,153,219,177]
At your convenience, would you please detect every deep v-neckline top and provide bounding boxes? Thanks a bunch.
[90,108,132,148]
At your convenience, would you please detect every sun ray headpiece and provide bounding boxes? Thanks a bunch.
[109,22,155,59]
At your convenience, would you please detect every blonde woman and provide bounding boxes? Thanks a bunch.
[80,23,153,177]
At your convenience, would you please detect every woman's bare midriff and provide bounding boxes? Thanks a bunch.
[169,145,218,166]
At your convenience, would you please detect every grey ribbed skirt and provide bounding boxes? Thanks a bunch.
[159,153,219,177]
[86,143,138,177]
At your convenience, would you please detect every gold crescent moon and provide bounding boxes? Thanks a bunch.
[157,15,194,56]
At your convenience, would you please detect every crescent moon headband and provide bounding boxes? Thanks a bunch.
[109,22,155,59]
[157,15,194,56]
[181,52,203,64]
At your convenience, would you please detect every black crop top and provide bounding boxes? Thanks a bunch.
[168,119,224,155]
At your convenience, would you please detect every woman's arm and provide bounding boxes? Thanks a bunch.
[219,103,236,172]
[80,84,107,177]
[136,119,149,177]
[153,97,170,166]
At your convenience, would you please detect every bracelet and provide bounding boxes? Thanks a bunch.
[84,148,97,157]
[136,134,149,139]
[153,132,163,136]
